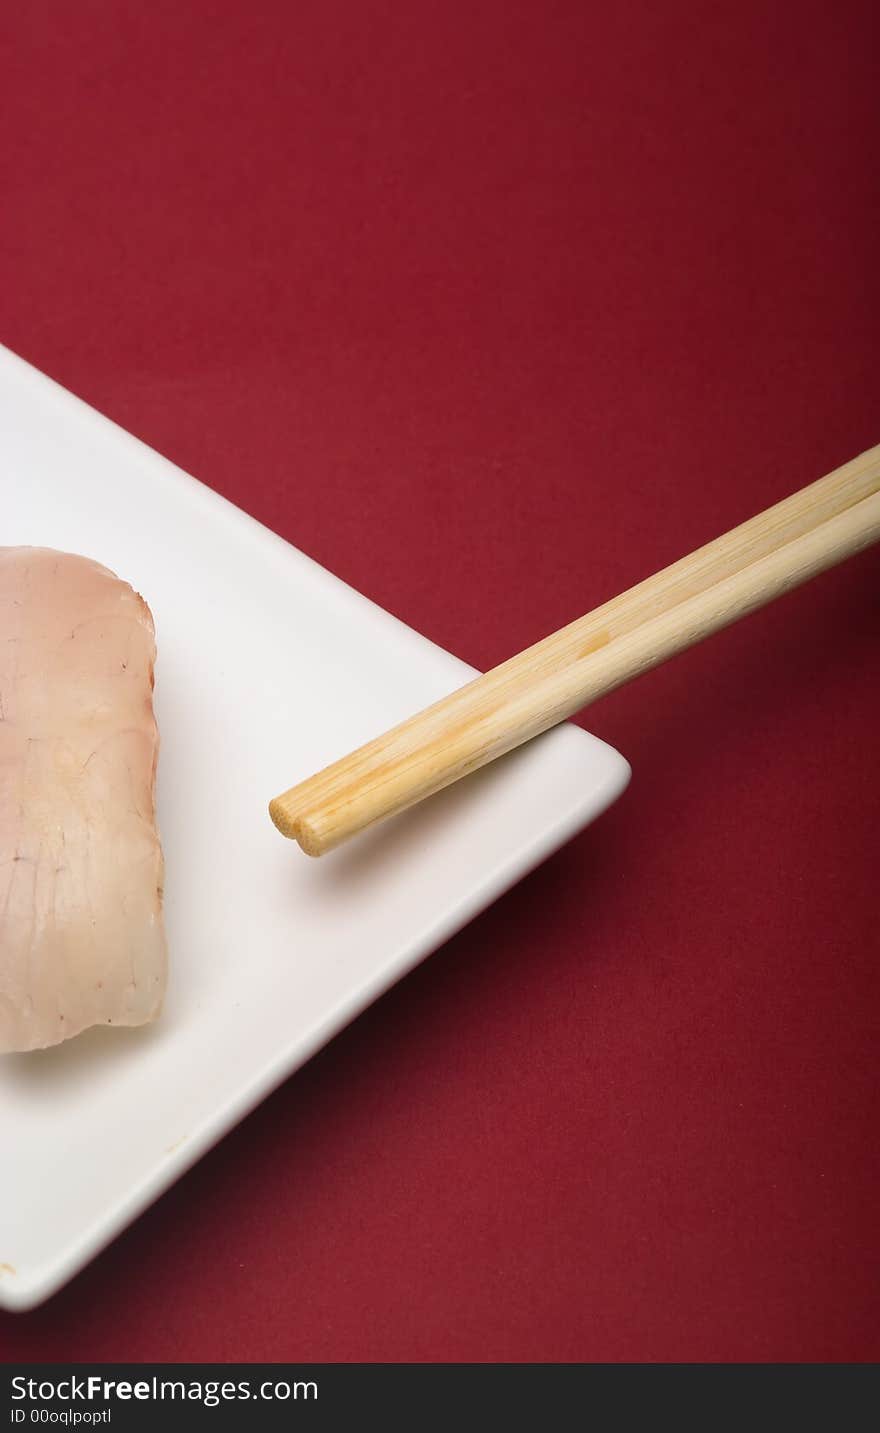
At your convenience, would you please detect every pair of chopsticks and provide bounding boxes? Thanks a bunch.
[270,445,880,855]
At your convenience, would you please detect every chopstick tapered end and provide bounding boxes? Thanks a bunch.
[269,795,327,856]
[268,796,295,838]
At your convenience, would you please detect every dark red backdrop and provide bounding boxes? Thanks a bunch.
[2,0,877,1362]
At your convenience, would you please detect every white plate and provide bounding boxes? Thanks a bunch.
[0,344,630,1310]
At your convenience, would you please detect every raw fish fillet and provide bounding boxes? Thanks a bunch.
[0,548,167,1052]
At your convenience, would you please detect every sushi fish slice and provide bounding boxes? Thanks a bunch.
[0,548,167,1052]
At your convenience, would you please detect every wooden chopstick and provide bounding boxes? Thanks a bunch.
[270,445,880,855]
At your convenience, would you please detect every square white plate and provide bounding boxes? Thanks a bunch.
[0,344,630,1310]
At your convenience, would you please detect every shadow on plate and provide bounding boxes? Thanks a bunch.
[0,1019,167,1100]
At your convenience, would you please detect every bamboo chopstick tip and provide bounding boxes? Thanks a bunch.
[269,795,327,856]
[293,817,328,858]
[268,795,297,840]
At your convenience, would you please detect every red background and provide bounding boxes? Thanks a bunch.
[2,1,878,1362]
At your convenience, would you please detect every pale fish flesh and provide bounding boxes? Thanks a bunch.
[0,548,167,1052]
